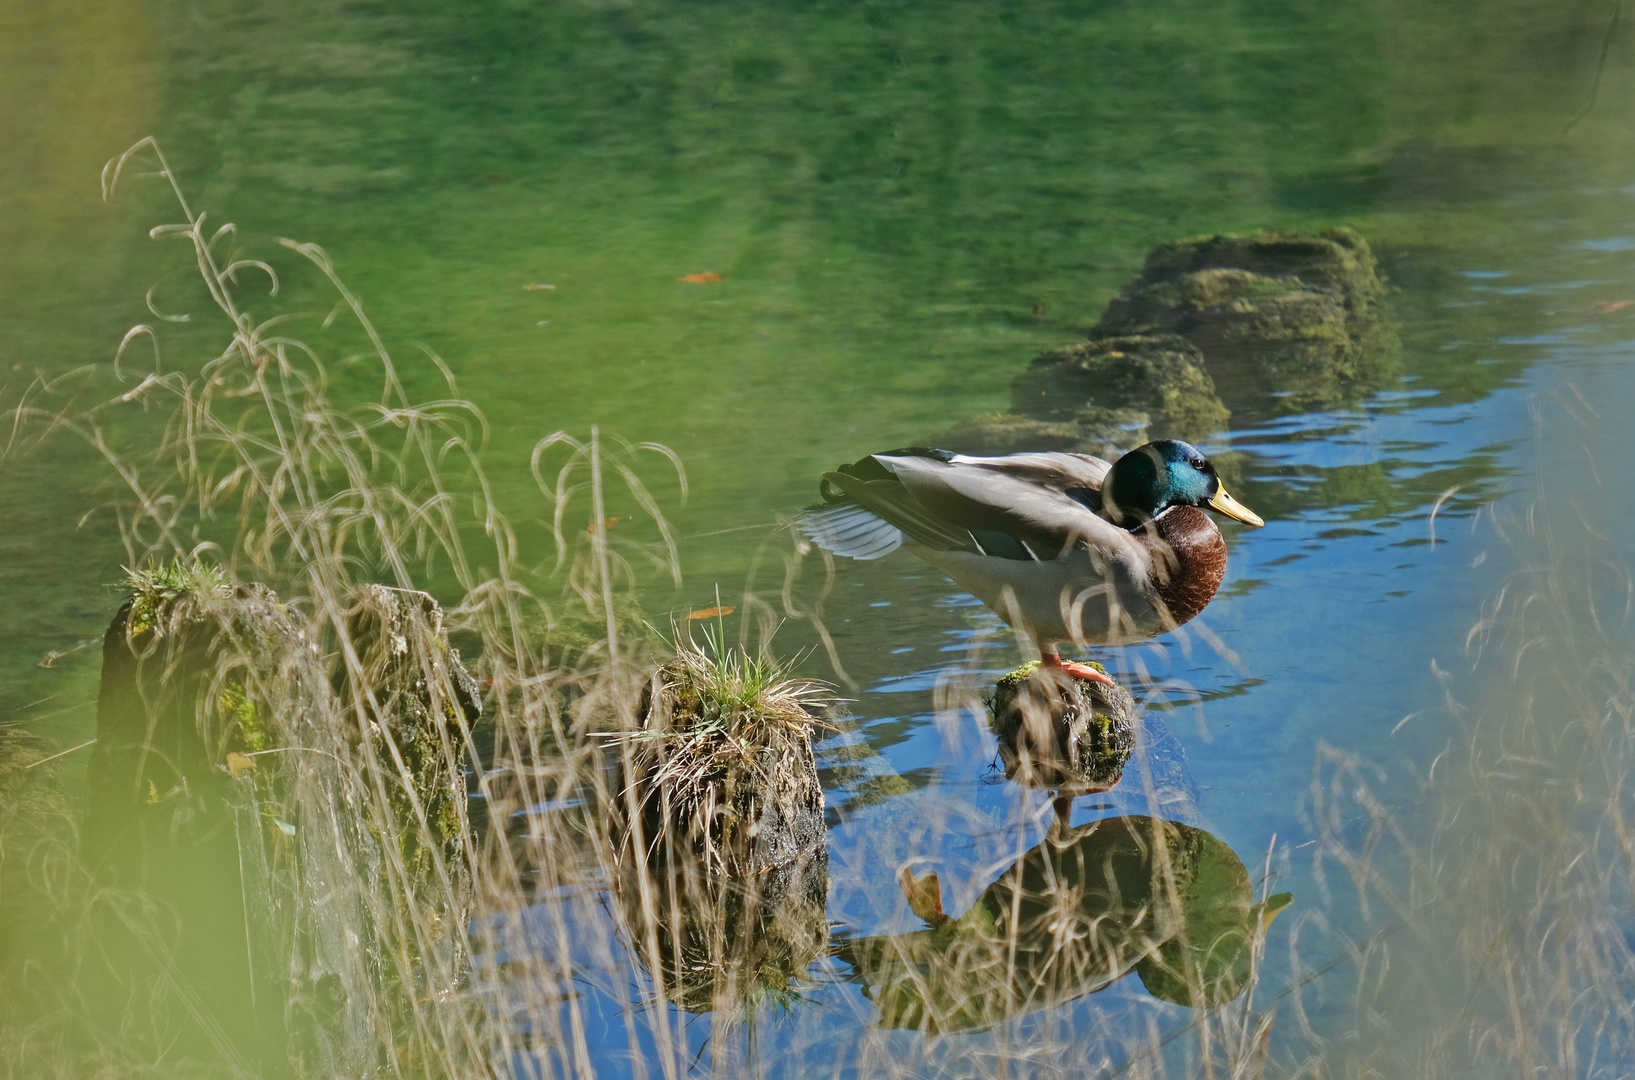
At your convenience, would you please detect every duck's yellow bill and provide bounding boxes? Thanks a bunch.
[1209,485,1264,527]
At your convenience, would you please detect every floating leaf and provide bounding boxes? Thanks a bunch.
[522,282,556,291]
[585,515,621,536]
[226,751,257,778]
[687,605,734,620]
[899,867,948,926]
[1594,299,1634,314]
[677,272,722,283]
[274,818,296,836]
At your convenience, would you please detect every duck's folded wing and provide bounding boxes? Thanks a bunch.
[876,451,1130,559]
[812,471,982,554]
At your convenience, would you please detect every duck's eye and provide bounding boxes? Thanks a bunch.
[1191,458,1208,471]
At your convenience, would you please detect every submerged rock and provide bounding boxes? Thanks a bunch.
[988,661,1137,795]
[939,335,1227,457]
[935,228,1394,455]
[1092,228,1394,414]
[838,815,1292,1033]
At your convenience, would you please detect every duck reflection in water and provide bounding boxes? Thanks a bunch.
[837,815,1291,1033]
[800,441,1263,685]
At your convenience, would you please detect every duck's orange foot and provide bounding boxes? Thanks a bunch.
[1040,651,1116,687]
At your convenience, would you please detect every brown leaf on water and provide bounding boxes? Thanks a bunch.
[687,606,734,620]
[522,282,556,291]
[584,516,621,536]
[899,867,948,927]
[226,752,257,778]
[677,272,723,283]
[1594,299,1635,314]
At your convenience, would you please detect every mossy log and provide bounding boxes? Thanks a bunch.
[988,661,1136,795]
[82,573,481,1076]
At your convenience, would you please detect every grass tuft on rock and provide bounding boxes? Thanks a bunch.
[122,558,231,636]
[624,628,831,875]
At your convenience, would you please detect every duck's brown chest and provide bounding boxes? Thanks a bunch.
[1148,506,1227,628]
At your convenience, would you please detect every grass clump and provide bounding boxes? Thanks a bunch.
[608,630,835,1018]
[122,557,231,636]
[623,627,832,877]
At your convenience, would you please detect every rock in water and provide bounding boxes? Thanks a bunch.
[933,228,1395,455]
[1092,228,1394,415]
[84,577,301,1066]
[988,661,1137,794]
[1013,334,1229,448]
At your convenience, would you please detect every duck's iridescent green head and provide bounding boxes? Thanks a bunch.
[1104,440,1264,529]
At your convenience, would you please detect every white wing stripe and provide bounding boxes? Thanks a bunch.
[799,504,905,561]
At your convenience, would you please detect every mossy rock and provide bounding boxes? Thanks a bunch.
[340,586,481,922]
[84,580,309,1065]
[1090,228,1397,415]
[623,656,827,883]
[928,228,1394,458]
[931,412,1116,457]
[1013,334,1229,438]
[988,661,1136,794]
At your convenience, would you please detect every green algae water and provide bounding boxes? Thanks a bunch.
[6,0,1635,1076]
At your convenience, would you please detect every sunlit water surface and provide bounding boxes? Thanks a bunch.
[6,0,1635,1075]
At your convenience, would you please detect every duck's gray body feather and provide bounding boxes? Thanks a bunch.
[800,449,1207,647]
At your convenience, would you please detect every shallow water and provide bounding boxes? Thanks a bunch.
[6,0,1635,1076]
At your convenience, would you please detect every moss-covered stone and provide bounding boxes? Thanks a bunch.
[340,585,481,953]
[1091,228,1396,415]
[929,228,1394,456]
[988,661,1136,794]
[931,412,1112,457]
[84,579,305,1066]
[937,334,1229,457]
[1016,333,1229,439]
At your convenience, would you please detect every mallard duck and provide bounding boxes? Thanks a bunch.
[799,439,1263,683]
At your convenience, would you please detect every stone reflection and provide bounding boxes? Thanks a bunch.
[611,844,829,1016]
[838,815,1291,1033]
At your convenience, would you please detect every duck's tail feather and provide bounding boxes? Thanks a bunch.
[798,502,904,560]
